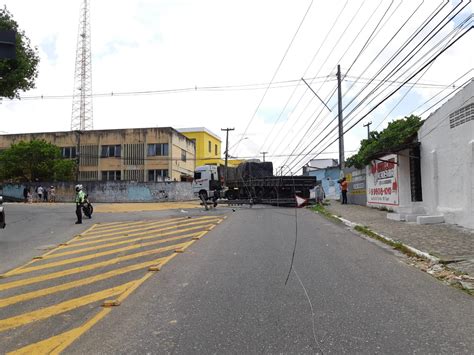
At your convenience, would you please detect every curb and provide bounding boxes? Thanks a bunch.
[334,215,440,264]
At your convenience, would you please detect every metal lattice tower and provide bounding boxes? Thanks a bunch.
[71,0,93,131]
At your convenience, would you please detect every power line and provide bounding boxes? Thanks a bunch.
[295,25,472,173]
[234,0,314,155]
[256,0,350,156]
[281,2,467,173]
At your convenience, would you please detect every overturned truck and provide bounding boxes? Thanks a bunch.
[193,162,317,206]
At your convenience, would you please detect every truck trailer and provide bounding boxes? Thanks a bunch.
[192,162,317,206]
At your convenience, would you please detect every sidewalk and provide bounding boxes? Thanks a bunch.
[325,202,474,277]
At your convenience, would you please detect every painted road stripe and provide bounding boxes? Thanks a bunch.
[60,217,222,249]
[79,216,214,238]
[6,232,202,276]
[0,241,192,292]
[0,280,137,332]
[1,225,97,278]
[45,220,221,259]
[6,232,208,354]
[0,256,170,308]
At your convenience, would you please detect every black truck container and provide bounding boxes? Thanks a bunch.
[218,162,316,202]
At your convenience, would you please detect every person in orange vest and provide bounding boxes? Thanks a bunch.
[340,177,348,204]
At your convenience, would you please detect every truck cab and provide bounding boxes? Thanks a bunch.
[192,165,222,200]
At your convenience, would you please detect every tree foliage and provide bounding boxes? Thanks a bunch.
[346,115,424,169]
[0,6,40,99]
[0,140,76,182]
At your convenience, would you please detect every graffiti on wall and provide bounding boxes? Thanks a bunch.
[367,154,399,206]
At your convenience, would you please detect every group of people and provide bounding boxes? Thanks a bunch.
[23,185,56,203]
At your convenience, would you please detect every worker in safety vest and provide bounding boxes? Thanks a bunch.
[75,184,86,224]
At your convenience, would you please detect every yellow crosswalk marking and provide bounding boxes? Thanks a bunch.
[0,256,169,308]
[45,221,219,259]
[60,217,222,249]
[80,216,215,239]
[1,225,97,278]
[6,234,199,276]
[0,280,136,332]
[4,230,209,354]
[0,239,199,292]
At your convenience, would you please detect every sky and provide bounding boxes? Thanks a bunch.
[1,0,473,174]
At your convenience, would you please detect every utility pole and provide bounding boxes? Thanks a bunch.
[337,65,345,169]
[260,151,268,162]
[363,121,372,139]
[221,128,234,184]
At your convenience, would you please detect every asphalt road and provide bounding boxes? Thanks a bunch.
[64,206,473,354]
[1,203,473,353]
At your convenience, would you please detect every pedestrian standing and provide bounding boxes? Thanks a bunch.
[43,188,48,202]
[23,186,29,203]
[75,184,86,224]
[340,177,348,204]
[37,185,44,202]
[49,186,56,202]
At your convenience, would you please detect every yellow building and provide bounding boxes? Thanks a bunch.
[0,127,196,182]
[178,127,224,167]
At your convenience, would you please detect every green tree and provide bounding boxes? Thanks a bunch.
[346,115,423,169]
[0,6,40,99]
[0,140,76,182]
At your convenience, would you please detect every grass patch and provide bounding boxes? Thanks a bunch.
[354,225,416,258]
[310,204,342,224]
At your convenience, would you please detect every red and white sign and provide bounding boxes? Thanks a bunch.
[367,154,399,206]
[295,195,308,208]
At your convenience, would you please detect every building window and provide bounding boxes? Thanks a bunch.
[147,143,169,156]
[101,145,121,158]
[61,146,77,159]
[215,144,218,155]
[181,149,186,162]
[148,169,168,182]
[208,141,211,153]
[102,170,121,181]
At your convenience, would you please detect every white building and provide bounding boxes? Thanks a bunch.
[367,79,473,228]
[418,79,474,228]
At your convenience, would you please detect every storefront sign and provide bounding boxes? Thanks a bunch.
[367,154,399,206]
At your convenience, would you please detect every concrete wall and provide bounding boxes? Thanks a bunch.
[343,167,367,206]
[1,181,194,203]
[418,79,474,228]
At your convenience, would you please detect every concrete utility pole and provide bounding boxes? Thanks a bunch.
[363,121,372,139]
[260,151,268,162]
[221,128,234,184]
[337,65,345,169]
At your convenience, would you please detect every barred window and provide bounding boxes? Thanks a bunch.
[147,143,169,156]
[102,170,121,181]
[61,146,77,159]
[101,145,121,158]
[148,169,168,182]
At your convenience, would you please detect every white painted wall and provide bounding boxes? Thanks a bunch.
[418,80,474,228]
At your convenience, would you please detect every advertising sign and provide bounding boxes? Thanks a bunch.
[367,154,399,206]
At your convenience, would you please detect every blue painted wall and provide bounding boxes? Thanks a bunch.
[307,167,342,200]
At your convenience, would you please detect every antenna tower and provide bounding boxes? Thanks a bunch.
[71,0,93,131]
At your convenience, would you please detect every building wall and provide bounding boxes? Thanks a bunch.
[418,79,474,228]
[0,127,195,183]
[343,167,367,206]
[179,129,223,167]
[307,167,342,200]
[2,181,194,202]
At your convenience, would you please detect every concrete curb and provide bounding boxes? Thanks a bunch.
[334,215,440,264]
